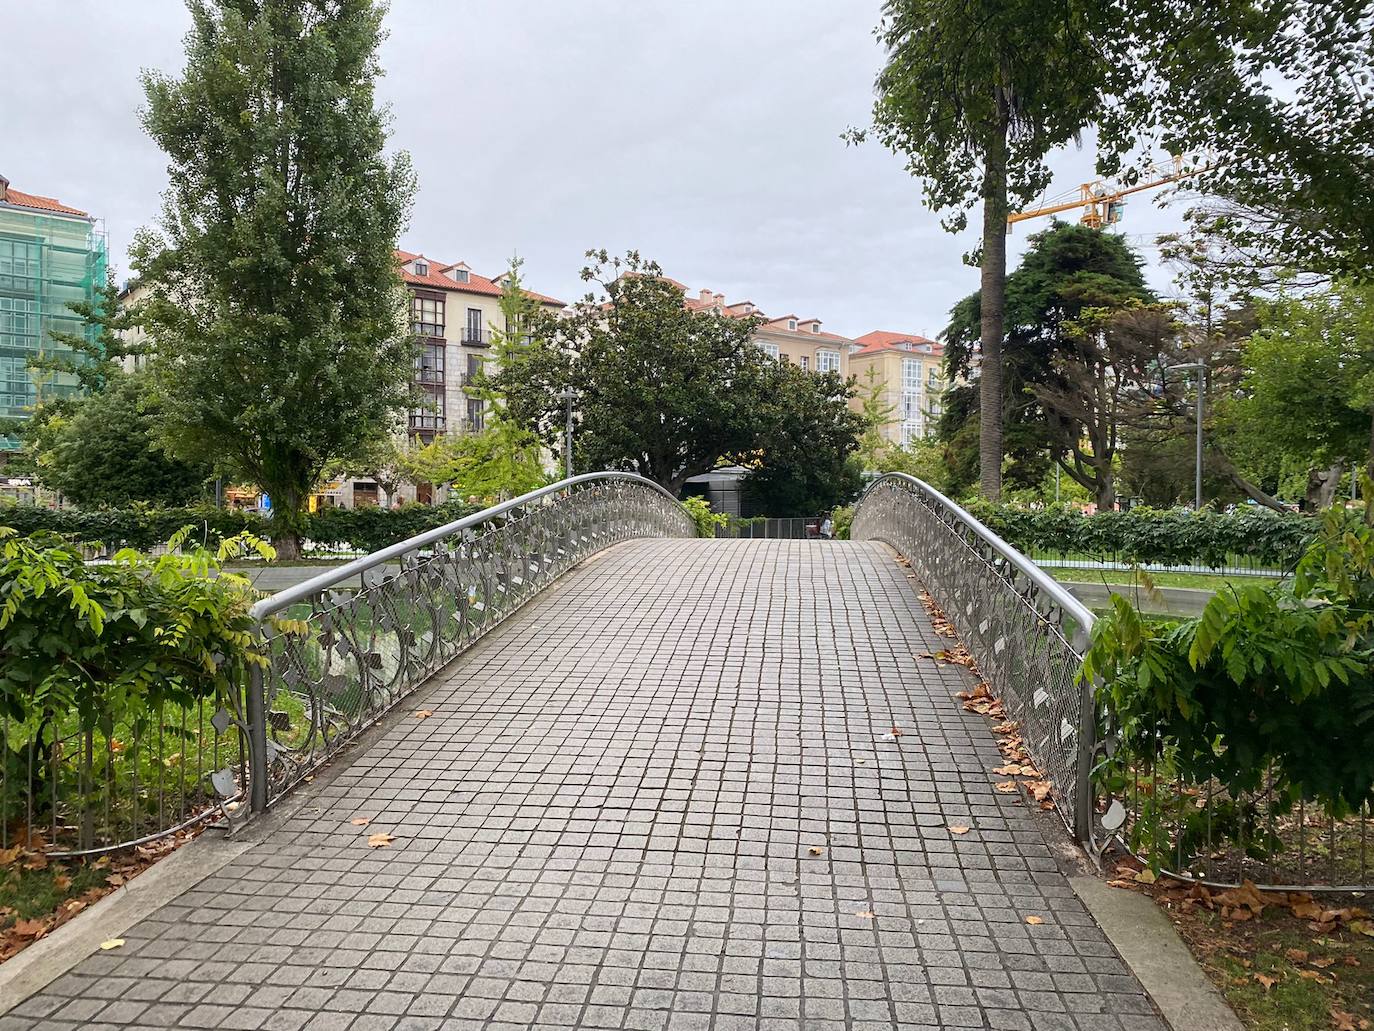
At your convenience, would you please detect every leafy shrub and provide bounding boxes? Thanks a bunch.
[0,526,275,847]
[831,505,854,541]
[0,499,481,557]
[965,501,1315,569]
[680,496,724,538]
[302,499,478,553]
[1082,500,1374,866]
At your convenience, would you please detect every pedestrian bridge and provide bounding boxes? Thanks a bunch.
[5,474,1169,1030]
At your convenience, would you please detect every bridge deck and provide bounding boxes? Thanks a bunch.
[6,539,1164,1031]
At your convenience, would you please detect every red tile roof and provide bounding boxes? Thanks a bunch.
[394,250,564,307]
[1,186,89,218]
[853,330,943,356]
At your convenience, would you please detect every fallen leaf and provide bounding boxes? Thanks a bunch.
[1296,969,1330,983]
[106,874,126,887]
[1285,948,1310,963]
[1252,973,1278,991]
[12,918,48,940]
[808,846,824,856]
[99,938,125,950]
[855,910,876,919]
[1135,869,1157,885]
[1346,920,1374,937]
[995,781,1017,793]
[1331,1009,1359,1031]
[350,818,370,826]
[366,833,395,848]
[414,710,434,719]
[948,825,971,835]
[1310,957,1335,969]
[53,873,72,891]
[888,727,904,737]
[1025,916,1044,925]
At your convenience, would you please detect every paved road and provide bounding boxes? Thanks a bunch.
[5,540,1165,1030]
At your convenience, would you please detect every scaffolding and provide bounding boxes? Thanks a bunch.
[0,194,107,450]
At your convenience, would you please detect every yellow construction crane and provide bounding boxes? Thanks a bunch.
[1007,156,1203,230]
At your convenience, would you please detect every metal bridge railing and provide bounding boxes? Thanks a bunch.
[852,474,1098,842]
[233,473,694,815]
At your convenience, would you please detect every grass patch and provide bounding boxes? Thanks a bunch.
[1178,908,1374,1031]
[1041,566,1283,591]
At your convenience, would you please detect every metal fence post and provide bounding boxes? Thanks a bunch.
[246,658,268,813]
[1072,625,1097,845]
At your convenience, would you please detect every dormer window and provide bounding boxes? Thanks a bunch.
[453,269,469,284]
[787,319,797,331]
[810,323,819,333]
[414,260,429,277]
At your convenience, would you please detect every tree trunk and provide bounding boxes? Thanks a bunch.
[1367,406,1374,480]
[977,107,1010,501]
[270,484,304,561]
[1095,462,1116,512]
[1303,463,1344,512]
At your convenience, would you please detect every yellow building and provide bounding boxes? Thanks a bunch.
[680,286,854,375]
[848,331,947,445]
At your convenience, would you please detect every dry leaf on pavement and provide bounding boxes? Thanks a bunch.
[367,833,396,848]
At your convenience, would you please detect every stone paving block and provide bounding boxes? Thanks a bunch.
[3,540,1167,1030]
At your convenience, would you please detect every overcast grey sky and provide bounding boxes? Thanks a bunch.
[2,0,1190,338]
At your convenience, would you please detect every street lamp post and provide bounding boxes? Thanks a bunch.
[556,387,578,480]
[1167,359,1207,510]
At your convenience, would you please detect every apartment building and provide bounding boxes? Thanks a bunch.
[399,250,564,443]
[680,286,854,376]
[0,174,107,451]
[849,331,947,444]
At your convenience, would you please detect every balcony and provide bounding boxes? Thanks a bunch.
[408,413,446,433]
[411,321,444,339]
[461,327,490,347]
[414,367,444,386]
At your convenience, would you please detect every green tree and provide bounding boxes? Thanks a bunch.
[849,0,1123,499]
[1216,284,1374,510]
[35,373,212,509]
[1105,2,1374,280]
[497,251,769,493]
[940,222,1153,499]
[855,364,898,471]
[743,366,865,516]
[133,0,416,558]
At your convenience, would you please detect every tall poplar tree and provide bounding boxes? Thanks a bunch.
[134,0,416,557]
[850,0,1122,499]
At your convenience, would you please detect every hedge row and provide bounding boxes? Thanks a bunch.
[0,499,479,556]
[964,502,1316,570]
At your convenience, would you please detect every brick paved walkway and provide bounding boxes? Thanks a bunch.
[4,540,1165,1031]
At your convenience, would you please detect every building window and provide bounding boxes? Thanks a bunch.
[466,397,485,431]
[810,323,819,333]
[414,341,444,384]
[414,260,428,277]
[800,355,809,371]
[903,357,922,392]
[453,269,470,283]
[787,319,797,331]
[411,294,444,337]
[928,365,943,391]
[817,349,840,373]
[901,419,922,445]
[465,308,484,345]
[758,342,780,360]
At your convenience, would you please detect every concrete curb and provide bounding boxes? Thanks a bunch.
[0,833,255,1016]
[1071,875,1245,1031]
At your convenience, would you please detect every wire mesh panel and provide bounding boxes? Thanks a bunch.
[243,474,694,810]
[852,474,1097,840]
[0,695,242,855]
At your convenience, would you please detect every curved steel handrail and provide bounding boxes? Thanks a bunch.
[854,472,1096,633]
[252,472,685,619]
[852,472,1098,841]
